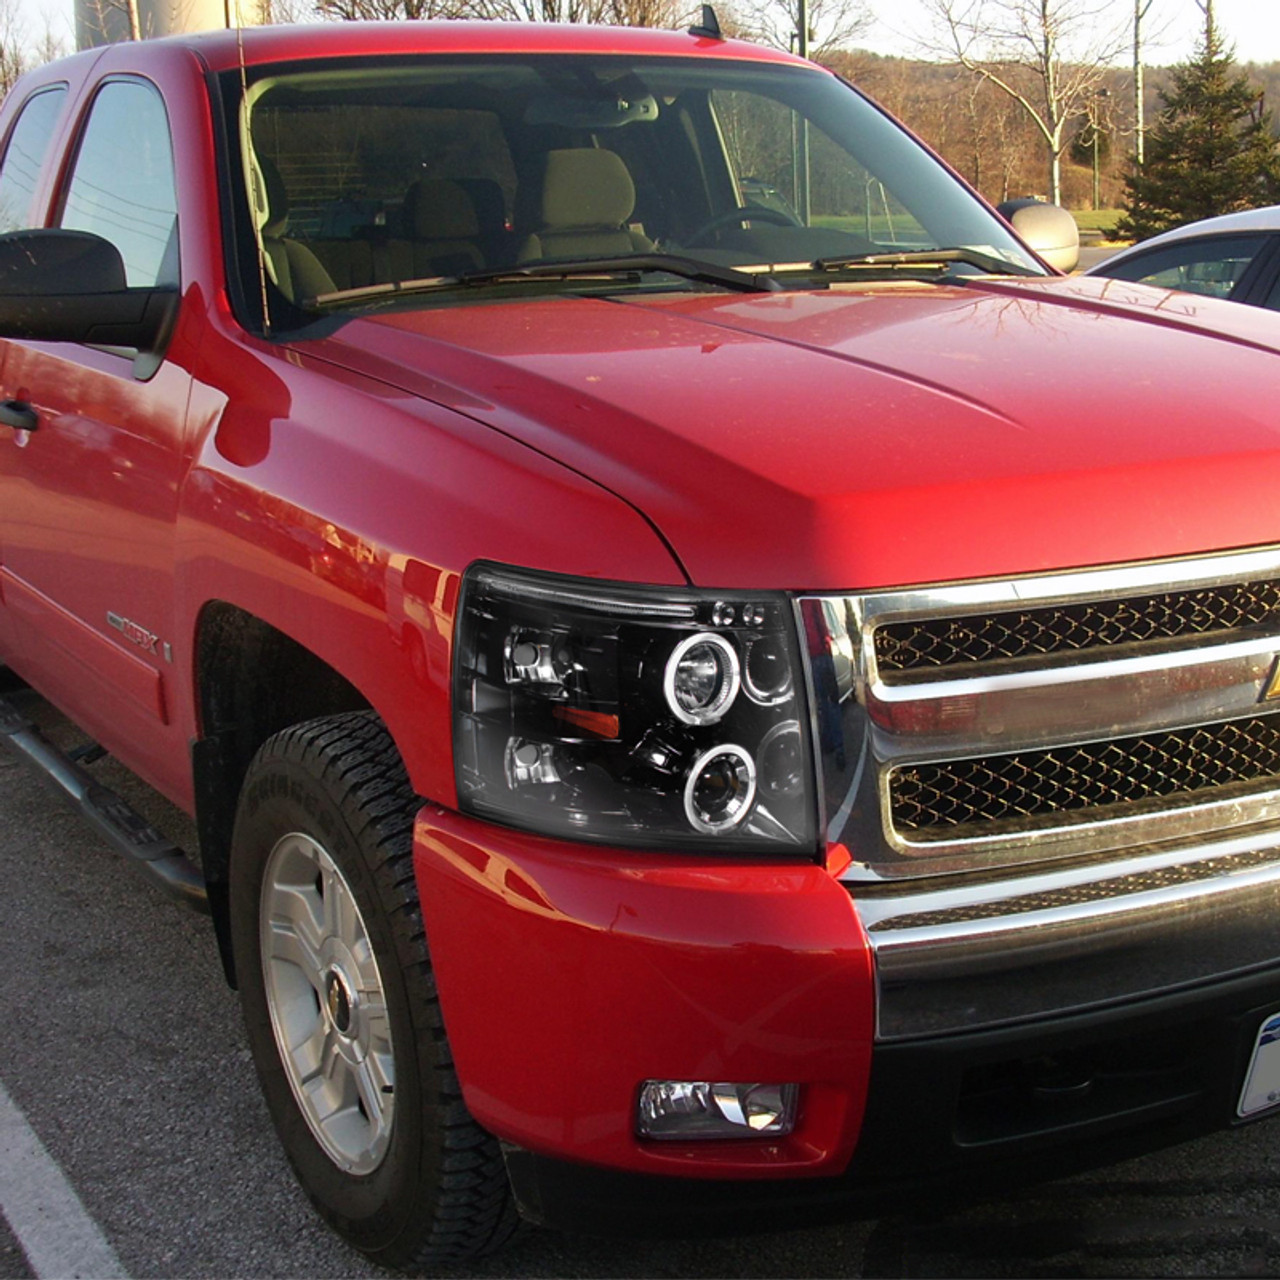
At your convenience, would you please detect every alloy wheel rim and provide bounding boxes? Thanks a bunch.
[260,832,395,1174]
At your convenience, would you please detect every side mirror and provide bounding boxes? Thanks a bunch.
[996,199,1080,274]
[0,229,177,352]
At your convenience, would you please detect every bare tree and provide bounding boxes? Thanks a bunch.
[739,0,870,57]
[78,0,146,44]
[316,0,673,20]
[464,0,683,23]
[959,73,1036,199]
[922,0,1129,205]
[32,19,69,63]
[242,0,311,20]
[479,0,610,21]
[0,0,25,99]
[604,0,680,26]
[295,0,693,28]
[318,0,471,16]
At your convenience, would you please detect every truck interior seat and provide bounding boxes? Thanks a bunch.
[257,154,337,303]
[517,149,654,263]
[381,178,485,281]
[306,237,377,292]
[456,178,514,267]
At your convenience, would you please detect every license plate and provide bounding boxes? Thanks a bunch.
[1239,1012,1280,1117]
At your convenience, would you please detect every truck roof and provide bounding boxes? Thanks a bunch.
[74,19,815,74]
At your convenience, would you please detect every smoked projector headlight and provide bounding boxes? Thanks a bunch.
[453,565,815,852]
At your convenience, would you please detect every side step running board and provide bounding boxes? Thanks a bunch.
[0,696,208,913]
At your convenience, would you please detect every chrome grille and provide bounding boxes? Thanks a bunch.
[801,547,1280,881]
[804,550,1280,1043]
[874,578,1280,678]
[890,715,1280,835]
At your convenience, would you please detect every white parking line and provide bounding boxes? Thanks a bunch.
[0,1079,128,1280]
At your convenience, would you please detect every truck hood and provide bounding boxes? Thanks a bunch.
[305,274,1280,591]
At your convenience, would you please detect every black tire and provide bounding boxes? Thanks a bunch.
[229,710,519,1268]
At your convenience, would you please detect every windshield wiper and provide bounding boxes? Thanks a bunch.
[462,254,781,294]
[309,252,779,309]
[813,247,1042,277]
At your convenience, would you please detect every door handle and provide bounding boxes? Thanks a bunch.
[0,400,37,432]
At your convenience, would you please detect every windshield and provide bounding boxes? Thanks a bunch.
[227,53,1043,328]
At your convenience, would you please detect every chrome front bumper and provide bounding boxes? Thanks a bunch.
[850,828,1280,1039]
[799,547,1280,1041]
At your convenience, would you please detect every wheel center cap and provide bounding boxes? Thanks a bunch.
[325,970,354,1035]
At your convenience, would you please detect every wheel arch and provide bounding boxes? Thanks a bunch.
[192,600,375,986]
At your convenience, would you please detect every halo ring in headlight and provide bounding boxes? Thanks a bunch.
[664,632,741,726]
[742,633,793,705]
[684,743,757,834]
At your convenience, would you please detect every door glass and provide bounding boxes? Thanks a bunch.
[1261,260,1280,311]
[0,86,67,234]
[1102,234,1267,300]
[60,80,178,287]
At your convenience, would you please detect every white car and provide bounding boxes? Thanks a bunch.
[1086,205,1280,306]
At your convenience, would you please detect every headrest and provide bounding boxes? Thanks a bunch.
[256,153,289,238]
[405,179,480,240]
[539,149,635,230]
[457,178,507,231]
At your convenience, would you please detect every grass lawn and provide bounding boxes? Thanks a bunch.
[1073,208,1127,239]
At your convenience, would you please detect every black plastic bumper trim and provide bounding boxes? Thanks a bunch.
[503,964,1280,1237]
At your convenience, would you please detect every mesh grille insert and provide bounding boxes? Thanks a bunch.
[875,579,1280,675]
[890,715,1280,833]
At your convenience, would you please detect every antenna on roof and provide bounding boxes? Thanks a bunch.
[688,4,723,39]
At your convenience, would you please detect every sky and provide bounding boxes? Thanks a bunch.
[15,0,1280,64]
[860,0,1280,66]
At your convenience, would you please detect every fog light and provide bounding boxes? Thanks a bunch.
[637,1081,798,1139]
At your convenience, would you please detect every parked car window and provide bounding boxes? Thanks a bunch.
[0,86,68,234]
[1262,268,1280,311]
[60,79,178,288]
[1099,234,1269,300]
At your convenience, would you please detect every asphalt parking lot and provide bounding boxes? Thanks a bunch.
[4,688,1280,1278]
[1075,244,1120,270]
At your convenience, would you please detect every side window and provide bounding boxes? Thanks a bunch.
[60,80,178,288]
[0,86,68,234]
[1104,235,1268,300]
[1264,266,1280,312]
[710,89,928,246]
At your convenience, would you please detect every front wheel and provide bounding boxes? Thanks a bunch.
[229,711,518,1267]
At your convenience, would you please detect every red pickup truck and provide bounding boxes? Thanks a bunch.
[3,16,1280,1269]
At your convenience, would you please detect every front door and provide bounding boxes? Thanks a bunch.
[0,76,192,796]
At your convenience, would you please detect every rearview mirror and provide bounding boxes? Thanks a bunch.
[997,200,1080,274]
[524,90,659,129]
[0,229,177,354]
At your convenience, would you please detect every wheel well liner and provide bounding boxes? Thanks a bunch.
[192,602,371,986]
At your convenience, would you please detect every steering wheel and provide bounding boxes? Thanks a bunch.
[682,205,800,248]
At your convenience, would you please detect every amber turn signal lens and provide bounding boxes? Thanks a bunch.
[552,706,621,738]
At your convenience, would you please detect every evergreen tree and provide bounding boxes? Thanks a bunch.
[1119,21,1280,240]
